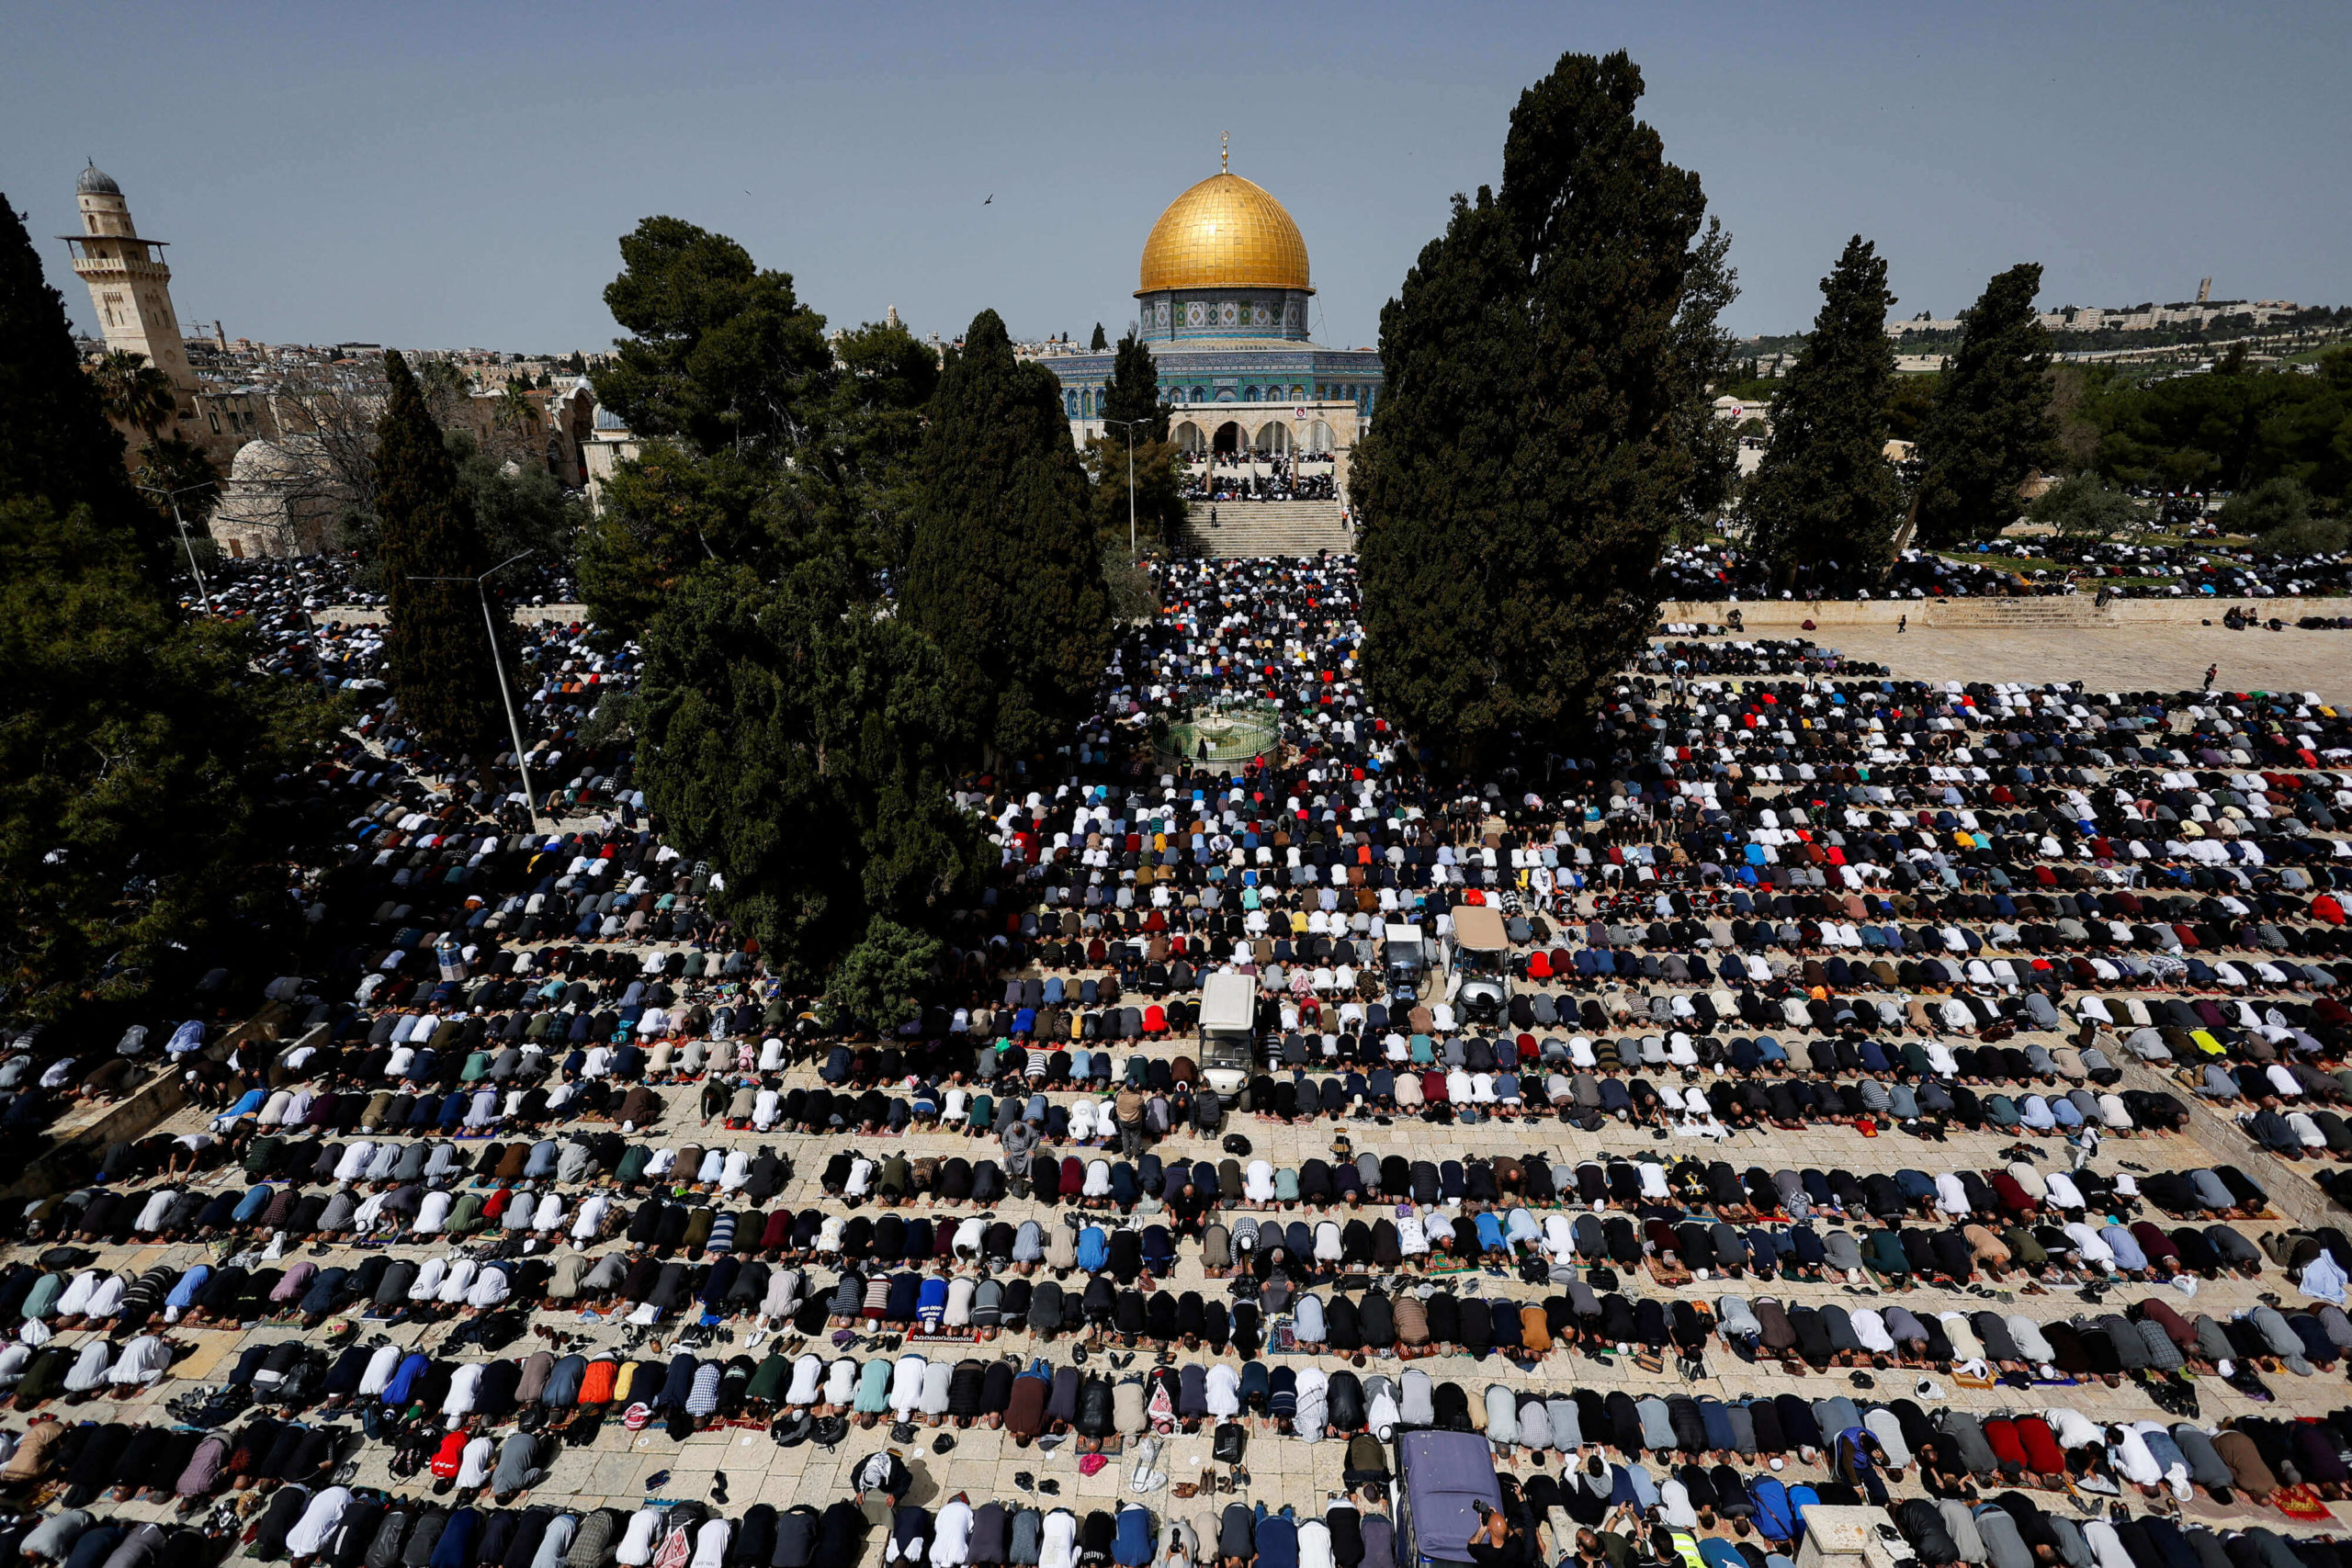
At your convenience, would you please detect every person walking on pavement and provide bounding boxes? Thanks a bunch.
[2204,664,2218,692]
[1114,1082,1148,1160]
[1001,1114,1037,1199]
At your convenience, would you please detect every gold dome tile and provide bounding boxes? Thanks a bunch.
[1137,172,1311,296]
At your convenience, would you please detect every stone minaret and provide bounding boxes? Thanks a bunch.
[65,162,195,393]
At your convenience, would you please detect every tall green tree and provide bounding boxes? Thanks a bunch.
[1090,322,1107,351]
[1914,263,2057,545]
[0,200,166,582]
[580,217,936,636]
[1667,217,1743,530]
[2026,473,2136,536]
[1099,332,1169,442]
[375,350,511,761]
[0,192,330,1022]
[1085,433,1187,551]
[903,310,1111,762]
[2089,347,2352,502]
[592,216,833,457]
[2227,478,2345,554]
[1740,236,1901,581]
[584,221,970,1008]
[802,319,942,581]
[1353,50,1708,761]
[451,432,583,569]
[631,563,978,985]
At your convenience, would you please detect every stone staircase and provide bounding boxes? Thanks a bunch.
[1175,498,1353,558]
[1921,595,2115,630]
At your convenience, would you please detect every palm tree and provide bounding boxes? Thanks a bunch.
[135,435,221,523]
[91,348,177,434]
[493,379,543,466]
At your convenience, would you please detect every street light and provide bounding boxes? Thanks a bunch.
[1101,417,1147,555]
[408,550,548,833]
[135,480,219,617]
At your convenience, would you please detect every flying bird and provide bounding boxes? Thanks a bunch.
[983,194,993,205]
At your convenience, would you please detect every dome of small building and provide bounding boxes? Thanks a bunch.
[228,437,296,482]
[1137,170,1311,297]
[76,161,120,197]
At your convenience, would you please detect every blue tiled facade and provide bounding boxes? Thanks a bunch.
[1045,285,1383,434]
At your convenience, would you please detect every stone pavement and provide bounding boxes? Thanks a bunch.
[1813,622,2352,702]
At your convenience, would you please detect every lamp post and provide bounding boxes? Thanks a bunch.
[135,480,219,616]
[1102,417,1146,555]
[408,550,548,833]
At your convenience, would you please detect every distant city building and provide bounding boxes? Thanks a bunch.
[1884,298,2306,338]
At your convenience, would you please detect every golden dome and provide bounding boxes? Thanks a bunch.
[1136,171,1312,297]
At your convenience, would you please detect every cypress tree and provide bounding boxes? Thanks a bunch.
[1355,51,1707,762]
[902,309,1111,763]
[1741,236,1901,583]
[1090,322,1107,351]
[1914,264,2057,546]
[1,193,329,1021]
[0,197,166,581]
[1668,218,1743,528]
[375,349,510,762]
[1098,332,1169,441]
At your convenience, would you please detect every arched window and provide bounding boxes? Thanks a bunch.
[1065,390,1079,418]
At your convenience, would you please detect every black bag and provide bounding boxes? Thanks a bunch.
[1213,1421,1247,1464]
[1223,1134,1251,1156]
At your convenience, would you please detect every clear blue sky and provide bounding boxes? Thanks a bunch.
[5,2,2346,354]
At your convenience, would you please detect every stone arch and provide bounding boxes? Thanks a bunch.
[1212,421,1243,456]
[1252,422,1290,455]
[1173,421,1204,454]
[1306,420,1335,454]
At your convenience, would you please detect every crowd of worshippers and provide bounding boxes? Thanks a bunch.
[16,1051,2352,1429]
[28,548,2352,1174]
[1636,641,1891,682]
[1180,452,1340,502]
[43,1095,2323,1299]
[15,1423,2352,1568]
[9,1304,2352,1568]
[12,555,2352,1568]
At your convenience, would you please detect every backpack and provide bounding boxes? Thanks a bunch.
[1213,1421,1247,1464]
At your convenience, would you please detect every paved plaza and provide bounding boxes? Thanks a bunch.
[1828,623,2352,702]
